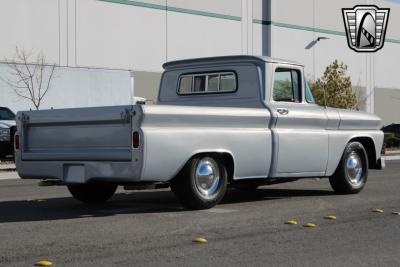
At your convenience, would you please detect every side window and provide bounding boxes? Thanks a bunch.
[273,68,301,102]
[177,72,237,94]
[305,81,315,103]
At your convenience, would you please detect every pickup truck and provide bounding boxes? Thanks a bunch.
[15,56,384,209]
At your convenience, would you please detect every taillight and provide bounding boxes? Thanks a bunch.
[15,134,20,150]
[132,131,140,149]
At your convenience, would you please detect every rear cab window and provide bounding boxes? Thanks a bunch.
[178,72,237,95]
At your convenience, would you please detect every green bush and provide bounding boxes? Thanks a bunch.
[310,60,359,110]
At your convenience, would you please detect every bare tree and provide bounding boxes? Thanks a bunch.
[1,47,56,110]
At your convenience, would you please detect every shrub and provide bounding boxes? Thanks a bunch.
[310,60,359,109]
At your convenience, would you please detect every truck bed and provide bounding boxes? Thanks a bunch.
[18,105,139,161]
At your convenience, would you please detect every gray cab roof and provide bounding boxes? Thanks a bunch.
[163,55,303,69]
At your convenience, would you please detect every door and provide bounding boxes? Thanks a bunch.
[269,65,329,177]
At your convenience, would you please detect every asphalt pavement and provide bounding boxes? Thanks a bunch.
[0,161,400,266]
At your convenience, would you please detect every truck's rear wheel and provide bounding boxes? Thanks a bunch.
[171,156,228,209]
[329,141,368,194]
[67,183,118,203]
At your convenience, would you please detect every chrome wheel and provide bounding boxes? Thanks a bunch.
[194,157,221,198]
[170,155,228,209]
[329,141,368,194]
[345,152,364,186]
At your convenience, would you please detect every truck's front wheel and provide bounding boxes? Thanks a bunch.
[171,156,228,209]
[329,141,368,194]
[67,183,118,203]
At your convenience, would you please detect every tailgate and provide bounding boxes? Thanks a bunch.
[19,105,139,161]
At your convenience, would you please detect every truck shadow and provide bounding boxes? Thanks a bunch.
[0,188,333,223]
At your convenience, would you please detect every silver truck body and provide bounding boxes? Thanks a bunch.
[15,56,384,185]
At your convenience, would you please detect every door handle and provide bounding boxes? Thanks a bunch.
[277,108,289,115]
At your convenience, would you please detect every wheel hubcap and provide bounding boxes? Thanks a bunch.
[345,152,364,185]
[194,158,220,197]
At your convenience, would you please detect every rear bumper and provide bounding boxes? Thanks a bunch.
[16,159,142,184]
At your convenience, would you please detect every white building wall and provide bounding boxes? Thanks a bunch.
[270,0,368,87]
[269,0,400,116]
[166,12,242,61]
[0,0,247,111]
[375,42,400,89]
[75,0,167,71]
[0,0,399,123]
[0,0,59,64]
[0,0,244,71]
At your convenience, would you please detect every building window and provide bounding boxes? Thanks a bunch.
[177,72,237,95]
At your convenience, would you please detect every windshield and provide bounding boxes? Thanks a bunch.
[0,107,16,120]
[305,82,315,103]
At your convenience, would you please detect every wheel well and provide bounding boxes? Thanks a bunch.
[349,137,376,168]
[182,152,235,182]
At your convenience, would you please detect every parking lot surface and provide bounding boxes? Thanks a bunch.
[0,161,399,266]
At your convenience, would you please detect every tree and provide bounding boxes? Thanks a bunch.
[1,47,56,110]
[311,60,359,109]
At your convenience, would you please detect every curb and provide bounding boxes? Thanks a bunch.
[385,150,400,155]
[0,163,16,170]
[0,171,20,180]
[384,155,400,161]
